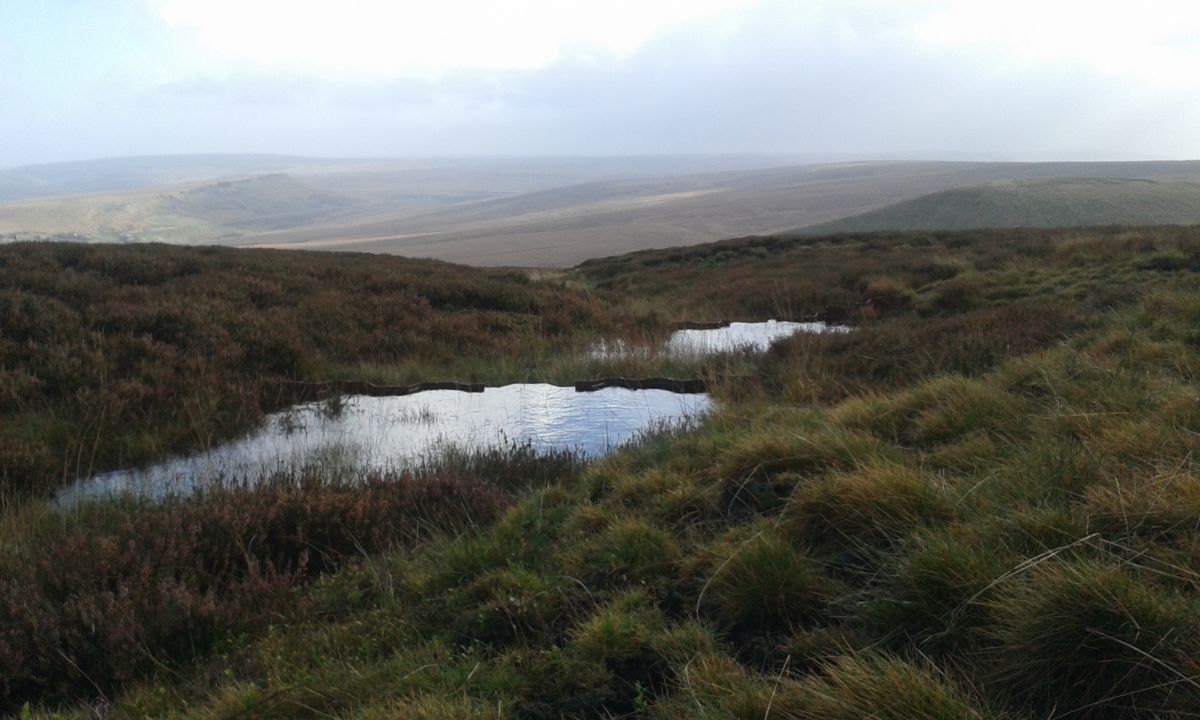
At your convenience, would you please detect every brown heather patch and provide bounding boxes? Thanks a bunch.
[0,242,618,496]
[0,470,509,710]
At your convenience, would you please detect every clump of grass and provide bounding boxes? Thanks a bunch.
[1085,473,1200,543]
[784,464,956,567]
[448,568,572,647]
[867,529,1011,658]
[790,653,1003,720]
[571,591,670,665]
[985,437,1102,507]
[778,626,872,673]
[834,375,1026,448]
[976,504,1091,559]
[697,525,840,634]
[611,468,721,528]
[355,697,505,720]
[653,653,786,720]
[714,418,896,517]
[564,517,681,589]
[426,486,575,589]
[987,559,1200,719]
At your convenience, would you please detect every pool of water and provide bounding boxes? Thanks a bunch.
[668,320,848,355]
[59,384,710,502]
[591,320,848,359]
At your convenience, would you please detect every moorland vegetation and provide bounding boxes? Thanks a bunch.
[2,226,1200,718]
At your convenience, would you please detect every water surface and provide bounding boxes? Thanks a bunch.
[668,320,849,355]
[61,384,710,501]
[591,319,848,359]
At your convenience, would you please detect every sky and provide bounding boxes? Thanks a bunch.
[2,0,1200,168]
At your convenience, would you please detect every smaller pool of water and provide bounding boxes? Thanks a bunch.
[59,384,711,502]
[668,320,848,355]
[591,319,849,359]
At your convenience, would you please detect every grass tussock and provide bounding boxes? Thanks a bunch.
[697,525,839,633]
[785,464,957,566]
[988,560,1200,718]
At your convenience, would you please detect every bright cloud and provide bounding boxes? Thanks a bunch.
[4,0,1200,166]
[907,0,1200,90]
[149,0,764,77]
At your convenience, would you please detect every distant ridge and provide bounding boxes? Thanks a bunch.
[0,154,330,203]
[800,178,1200,234]
[6,158,1200,265]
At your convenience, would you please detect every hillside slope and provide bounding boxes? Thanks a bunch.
[802,178,1200,233]
[0,154,333,203]
[6,158,1200,264]
[164,174,355,232]
[0,174,358,243]
[236,161,1200,265]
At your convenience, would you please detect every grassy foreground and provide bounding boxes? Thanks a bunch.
[3,227,1200,718]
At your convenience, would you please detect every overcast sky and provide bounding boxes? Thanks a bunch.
[3,0,1200,168]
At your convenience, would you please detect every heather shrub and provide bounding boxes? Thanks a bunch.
[0,471,509,709]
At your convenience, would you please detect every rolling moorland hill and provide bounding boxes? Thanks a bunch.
[0,174,360,245]
[2,227,1200,719]
[163,174,357,232]
[803,177,1200,233]
[0,155,802,246]
[235,160,1200,264]
[0,154,813,205]
[6,157,1200,264]
[0,154,337,204]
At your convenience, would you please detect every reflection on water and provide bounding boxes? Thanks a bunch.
[60,384,710,502]
[668,320,849,355]
[591,320,849,359]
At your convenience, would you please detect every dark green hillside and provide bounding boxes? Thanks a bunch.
[804,178,1200,233]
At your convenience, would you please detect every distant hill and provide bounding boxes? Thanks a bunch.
[0,154,333,203]
[0,173,357,244]
[801,178,1200,234]
[236,161,1200,265]
[6,156,1200,264]
[164,174,354,232]
[0,153,808,204]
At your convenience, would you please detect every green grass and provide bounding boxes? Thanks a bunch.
[5,226,1200,718]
